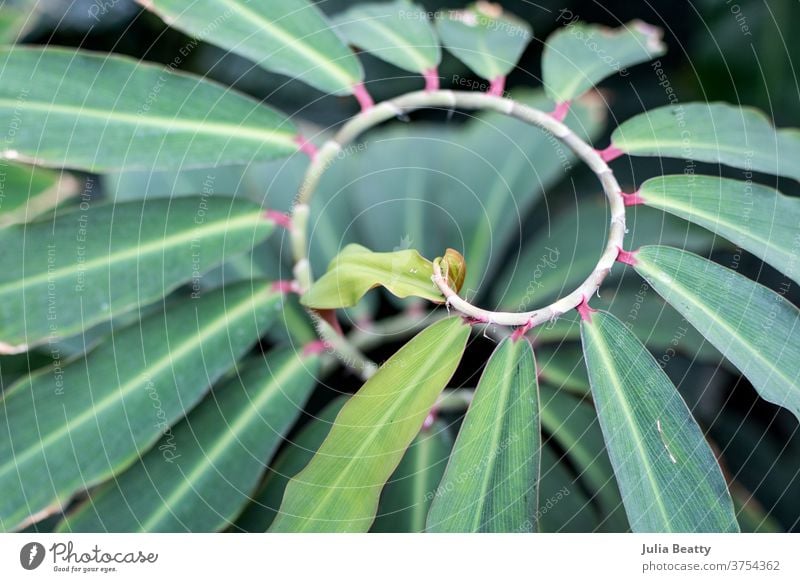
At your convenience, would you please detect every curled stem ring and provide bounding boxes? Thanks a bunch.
[291,90,626,367]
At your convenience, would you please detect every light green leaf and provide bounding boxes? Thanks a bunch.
[0,196,274,352]
[542,20,665,103]
[301,243,462,309]
[539,385,628,531]
[0,281,282,531]
[426,337,539,532]
[581,310,738,532]
[635,245,800,422]
[611,103,800,182]
[640,175,800,285]
[270,316,469,532]
[0,47,298,171]
[371,420,453,533]
[233,397,347,532]
[57,349,320,532]
[436,3,532,80]
[0,6,33,43]
[0,162,80,227]
[332,1,440,74]
[139,0,363,95]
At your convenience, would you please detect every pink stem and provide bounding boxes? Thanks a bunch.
[303,340,328,357]
[616,247,639,266]
[511,320,533,341]
[423,67,440,92]
[550,101,572,122]
[422,411,437,431]
[352,82,375,111]
[576,296,597,323]
[488,76,506,97]
[264,210,292,230]
[271,280,300,295]
[622,191,645,206]
[294,134,319,161]
[598,144,624,162]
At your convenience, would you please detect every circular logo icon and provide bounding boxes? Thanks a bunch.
[20,542,46,570]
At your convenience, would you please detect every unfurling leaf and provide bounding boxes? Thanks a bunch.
[301,244,465,309]
[435,248,467,293]
[269,317,469,532]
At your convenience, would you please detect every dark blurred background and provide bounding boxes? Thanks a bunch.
[11,0,800,531]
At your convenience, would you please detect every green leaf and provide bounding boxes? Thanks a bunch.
[640,175,800,284]
[533,285,724,364]
[371,420,453,533]
[610,103,800,182]
[332,1,441,74]
[436,3,532,80]
[233,397,348,532]
[0,162,80,227]
[139,0,363,96]
[542,20,665,103]
[537,444,599,532]
[426,337,539,532]
[301,243,460,309]
[493,198,715,311]
[57,349,320,532]
[539,385,628,531]
[580,310,738,532]
[0,6,32,44]
[0,47,298,171]
[269,316,469,532]
[635,245,800,422]
[537,345,590,395]
[0,281,282,531]
[0,196,273,353]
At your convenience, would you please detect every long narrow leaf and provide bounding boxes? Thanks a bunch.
[0,47,298,171]
[635,245,800,421]
[640,175,800,284]
[580,310,738,532]
[233,397,348,532]
[610,103,800,182]
[371,420,453,533]
[426,337,539,532]
[0,162,79,227]
[57,349,320,532]
[270,317,469,532]
[0,281,281,531]
[332,1,440,75]
[542,20,665,103]
[0,196,273,352]
[138,0,363,95]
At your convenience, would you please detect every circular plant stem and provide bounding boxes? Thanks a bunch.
[292,89,626,368]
